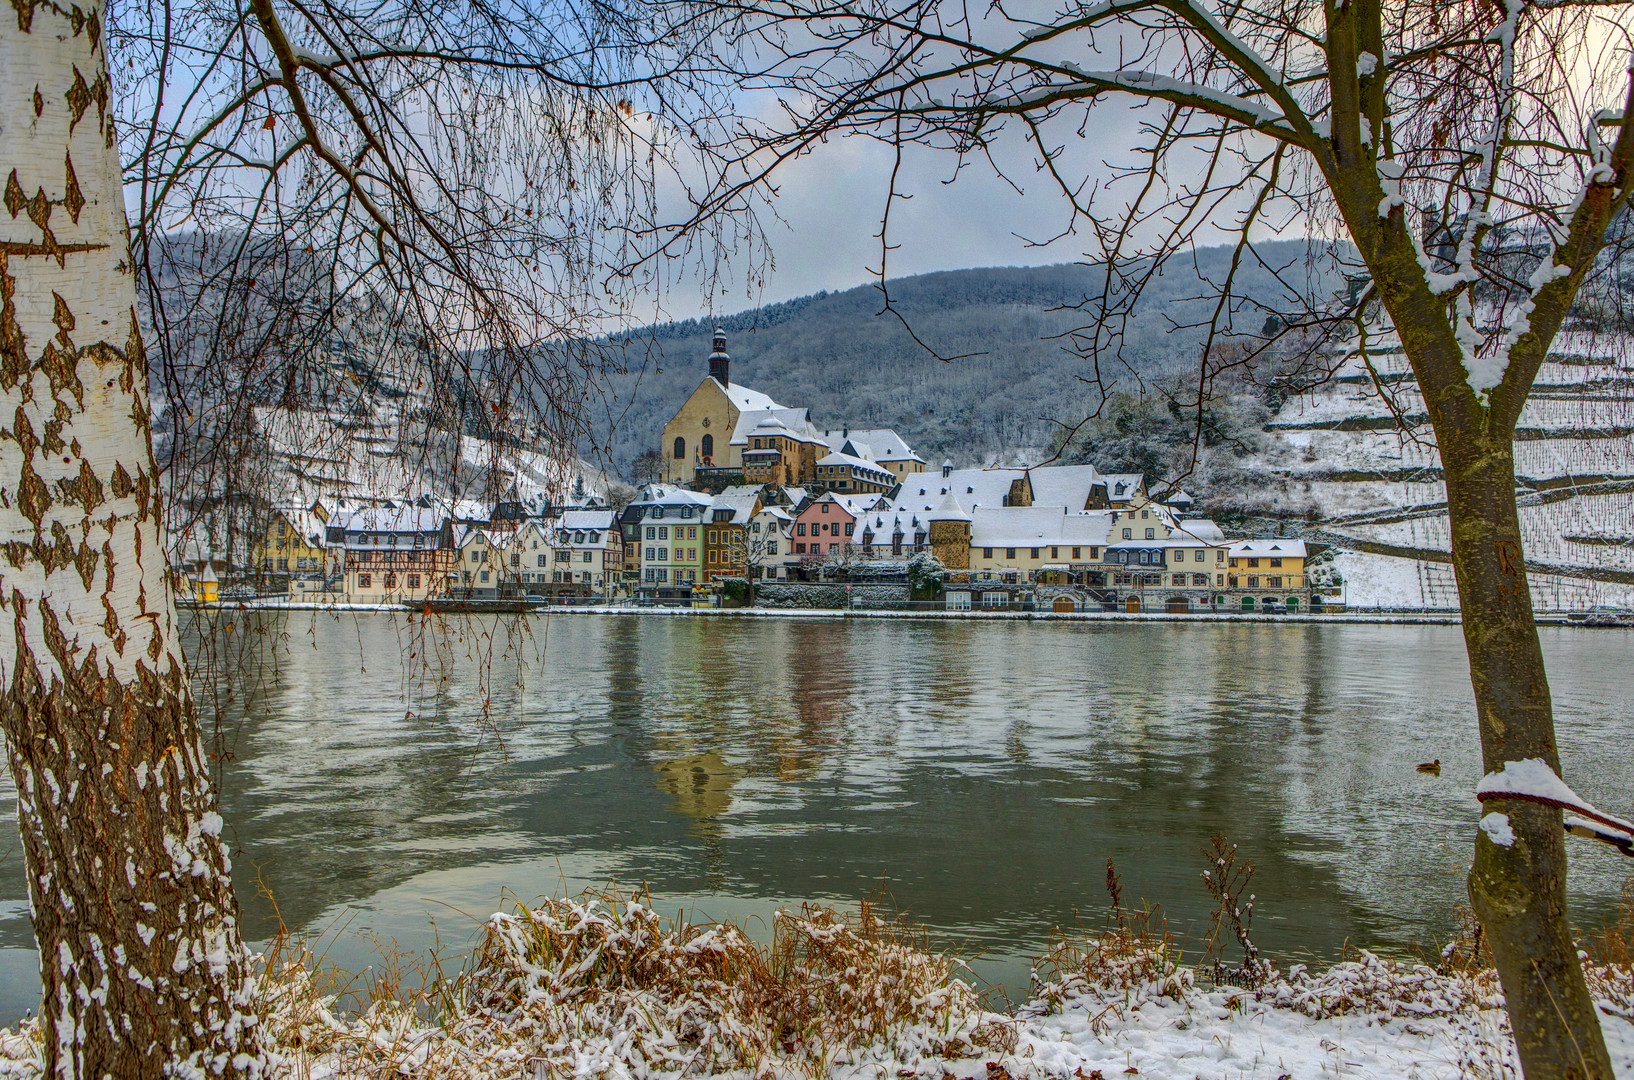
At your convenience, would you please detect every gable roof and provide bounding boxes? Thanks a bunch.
[1231,539,1308,557]
[712,377,782,414]
[818,428,924,463]
[968,508,1114,549]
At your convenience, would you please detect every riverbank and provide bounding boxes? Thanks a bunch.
[1,892,1629,1079]
[192,598,1509,625]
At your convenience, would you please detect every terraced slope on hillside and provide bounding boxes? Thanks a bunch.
[1258,334,1634,611]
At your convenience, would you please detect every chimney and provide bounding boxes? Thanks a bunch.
[708,327,730,385]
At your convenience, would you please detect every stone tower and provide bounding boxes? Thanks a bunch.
[926,491,973,570]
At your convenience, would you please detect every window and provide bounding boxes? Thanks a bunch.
[1270,558,1283,567]
[798,523,807,535]
[1268,576,1283,588]
[1217,574,1225,586]
[1145,529,1155,539]
[385,572,397,588]
[1051,547,1059,559]
[480,570,490,583]
[754,438,762,449]
[674,436,686,460]
[830,543,840,553]
[1217,550,1225,563]
[645,547,654,560]
[1141,509,1149,519]
[688,527,697,539]
[1071,547,1081,559]
[768,542,779,554]
[708,550,718,564]
[646,527,655,540]
[555,550,570,562]
[983,547,993,559]
[1090,547,1099,558]
[1117,551,1128,564]
[658,548,668,560]
[1193,573,1208,586]
[408,574,420,589]
[708,530,718,545]
[657,569,669,582]
[1030,548,1040,559]
[471,551,480,563]
[277,558,288,571]
[1230,558,1240,568]
[590,532,600,543]
[356,573,371,588]
[1249,557,1260,567]
[983,592,1009,607]
[1122,528,1132,539]
[1138,551,1149,565]
[1248,575,1259,587]
[681,507,693,520]
[688,548,697,561]
[644,568,655,582]
[653,507,664,519]
[658,527,669,540]
[1172,574,1184,586]
[510,554,520,567]
[1195,550,1205,561]
[583,551,593,563]
[538,554,547,567]
[701,434,713,458]
[796,542,807,554]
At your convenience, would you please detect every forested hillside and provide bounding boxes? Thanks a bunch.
[585,242,1343,475]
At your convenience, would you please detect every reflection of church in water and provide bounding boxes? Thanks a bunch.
[652,751,744,829]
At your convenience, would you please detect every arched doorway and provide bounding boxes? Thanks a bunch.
[1285,596,1300,613]
[1166,596,1189,613]
[1053,596,1077,613]
[1241,596,1255,611]
[1125,596,1141,613]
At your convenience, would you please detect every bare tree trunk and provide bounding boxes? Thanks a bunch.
[1442,435,1613,1080]
[1,3,267,1076]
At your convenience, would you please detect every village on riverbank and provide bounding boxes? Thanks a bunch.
[176,331,1349,617]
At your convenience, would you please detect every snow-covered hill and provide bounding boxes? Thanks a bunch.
[1258,331,1634,611]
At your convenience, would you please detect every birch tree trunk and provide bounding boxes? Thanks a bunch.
[1,2,268,1075]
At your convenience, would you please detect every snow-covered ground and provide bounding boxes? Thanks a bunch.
[1,898,1628,1079]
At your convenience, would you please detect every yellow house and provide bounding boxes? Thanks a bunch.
[1227,540,1308,589]
[252,506,329,575]
[197,563,219,604]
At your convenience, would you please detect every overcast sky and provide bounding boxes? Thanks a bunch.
[657,106,1168,322]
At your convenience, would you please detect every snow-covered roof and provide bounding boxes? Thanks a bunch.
[334,506,445,535]
[890,464,1122,514]
[969,508,1114,549]
[732,407,822,446]
[817,450,894,475]
[1231,539,1308,557]
[708,492,761,525]
[560,508,616,531]
[754,506,794,522]
[819,428,925,463]
[802,492,883,519]
[1174,519,1227,543]
[714,377,782,414]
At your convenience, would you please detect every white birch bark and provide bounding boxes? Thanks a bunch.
[1,2,269,1075]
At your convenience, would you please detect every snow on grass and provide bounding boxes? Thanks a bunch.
[2,889,1631,1079]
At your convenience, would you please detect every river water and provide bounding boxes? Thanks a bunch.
[2,614,1631,1023]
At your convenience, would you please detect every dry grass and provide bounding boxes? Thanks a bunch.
[256,887,1007,1079]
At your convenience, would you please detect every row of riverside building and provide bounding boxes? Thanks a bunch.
[180,330,1333,613]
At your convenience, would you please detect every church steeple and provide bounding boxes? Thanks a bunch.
[708,327,730,386]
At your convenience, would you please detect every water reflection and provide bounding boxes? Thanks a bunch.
[1,614,1630,1024]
